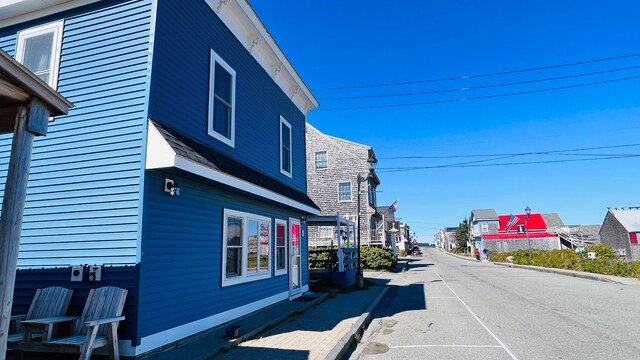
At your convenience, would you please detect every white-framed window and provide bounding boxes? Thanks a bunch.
[315,151,327,169]
[222,209,271,286]
[280,116,292,177]
[208,49,236,147]
[275,219,288,276]
[318,226,333,238]
[481,223,488,233]
[338,182,352,202]
[16,20,64,89]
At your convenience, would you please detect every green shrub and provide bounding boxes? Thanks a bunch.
[585,244,616,260]
[492,246,640,279]
[361,247,397,271]
[398,250,407,257]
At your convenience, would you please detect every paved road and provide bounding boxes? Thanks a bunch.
[349,247,640,360]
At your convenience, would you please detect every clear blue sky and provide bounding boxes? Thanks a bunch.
[250,0,640,243]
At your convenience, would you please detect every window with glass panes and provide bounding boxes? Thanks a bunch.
[315,151,327,169]
[280,116,292,176]
[208,50,235,146]
[16,21,64,89]
[338,182,352,201]
[275,220,287,275]
[223,210,272,286]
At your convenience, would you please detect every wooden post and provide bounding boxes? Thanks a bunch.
[0,99,47,359]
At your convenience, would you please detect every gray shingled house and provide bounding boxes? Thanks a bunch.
[305,124,382,247]
[600,208,640,261]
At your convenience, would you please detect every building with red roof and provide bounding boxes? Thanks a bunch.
[481,211,561,254]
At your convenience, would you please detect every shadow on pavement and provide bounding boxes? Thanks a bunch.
[213,347,309,359]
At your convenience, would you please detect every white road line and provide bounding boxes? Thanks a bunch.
[426,296,457,299]
[391,344,504,349]
[431,267,519,360]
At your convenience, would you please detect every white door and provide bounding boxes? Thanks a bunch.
[289,218,302,299]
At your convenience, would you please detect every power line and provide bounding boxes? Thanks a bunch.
[377,143,640,160]
[377,155,640,173]
[317,74,640,111]
[318,65,640,101]
[313,52,640,91]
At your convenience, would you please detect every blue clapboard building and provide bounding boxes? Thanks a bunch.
[0,0,319,356]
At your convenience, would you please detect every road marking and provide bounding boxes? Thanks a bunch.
[391,344,504,349]
[431,267,519,360]
[426,296,457,299]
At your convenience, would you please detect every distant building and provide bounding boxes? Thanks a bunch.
[600,208,640,261]
[305,124,382,247]
[435,227,458,250]
[482,213,560,254]
[470,209,500,256]
[377,205,396,249]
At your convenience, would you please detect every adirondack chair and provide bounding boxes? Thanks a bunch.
[8,286,73,343]
[19,286,128,360]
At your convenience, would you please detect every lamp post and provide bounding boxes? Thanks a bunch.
[525,206,532,262]
[355,155,377,289]
[388,222,399,256]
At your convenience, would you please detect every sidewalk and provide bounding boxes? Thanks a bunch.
[217,277,389,360]
[138,272,394,360]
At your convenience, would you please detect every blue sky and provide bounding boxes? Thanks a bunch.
[250,0,640,242]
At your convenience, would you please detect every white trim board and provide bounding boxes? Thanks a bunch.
[145,121,320,215]
[132,290,289,356]
[0,0,318,115]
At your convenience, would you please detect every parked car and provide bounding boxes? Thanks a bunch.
[412,246,423,256]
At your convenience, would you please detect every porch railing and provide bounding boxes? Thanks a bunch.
[309,247,358,271]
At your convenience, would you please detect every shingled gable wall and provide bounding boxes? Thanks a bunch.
[305,124,376,246]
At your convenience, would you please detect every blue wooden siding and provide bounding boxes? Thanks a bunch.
[139,170,307,338]
[0,0,152,268]
[149,0,307,193]
[12,265,139,344]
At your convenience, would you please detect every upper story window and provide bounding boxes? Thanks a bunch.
[280,116,292,177]
[338,182,352,202]
[481,223,489,233]
[315,151,327,169]
[16,21,64,89]
[368,178,376,207]
[208,49,236,147]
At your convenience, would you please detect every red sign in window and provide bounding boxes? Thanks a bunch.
[630,232,638,244]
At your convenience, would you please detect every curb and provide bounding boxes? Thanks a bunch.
[323,286,390,360]
[215,292,330,356]
[493,262,622,284]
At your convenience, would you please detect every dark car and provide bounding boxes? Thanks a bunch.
[411,246,422,256]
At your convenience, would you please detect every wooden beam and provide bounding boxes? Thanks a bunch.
[0,104,37,359]
[0,50,72,116]
[0,77,30,103]
[26,98,49,136]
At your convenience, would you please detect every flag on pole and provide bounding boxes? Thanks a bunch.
[388,199,398,214]
[505,214,518,232]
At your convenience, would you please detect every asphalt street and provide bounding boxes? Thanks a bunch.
[349,247,640,360]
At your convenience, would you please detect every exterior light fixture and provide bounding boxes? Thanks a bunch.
[164,178,181,196]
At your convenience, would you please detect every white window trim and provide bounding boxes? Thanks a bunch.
[280,116,292,177]
[16,20,64,90]
[481,223,489,233]
[337,181,352,202]
[275,219,288,276]
[208,49,236,147]
[315,150,328,170]
[222,209,272,287]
